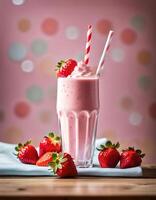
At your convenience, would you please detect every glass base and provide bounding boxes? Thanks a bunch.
[75,160,93,168]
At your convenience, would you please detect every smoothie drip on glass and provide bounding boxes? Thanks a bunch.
[57,61,99,167]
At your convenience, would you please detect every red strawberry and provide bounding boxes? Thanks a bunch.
[56,59,77,77]
[120,147,145,169]
[49,152,77,178]
[15,141,38,165]
[36,152,53,166]
[39,132,62,157]
[97,140,120,168]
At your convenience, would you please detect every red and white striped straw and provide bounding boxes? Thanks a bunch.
[96,30,114,76]
[84,25,92,65]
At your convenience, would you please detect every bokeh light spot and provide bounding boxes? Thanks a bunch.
[120,96,133,111]
[138,75,152,90]
[41,18,58,35]
[39,110,52,123]
[18,18,31,32]
[131,15,145,31]
[96,19,113,35]
[31,39,47,56]
[8,42,27,61]
[129,112,143,126]
[38,56,54,76]
[12,0,26,5]
[111,48,125,62]
[121,28,137,44]
[14,101,30,118]
[65,26,80,40]
[21,60,34,72]
[149,102,156,119]
[137,50,151,65]
[26,85,44,102]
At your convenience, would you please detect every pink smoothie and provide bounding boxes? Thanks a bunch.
[57,76,99,167]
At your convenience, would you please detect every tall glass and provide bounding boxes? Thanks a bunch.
[57,77,99,167]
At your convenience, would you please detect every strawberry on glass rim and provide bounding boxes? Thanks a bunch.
[56,59,77,77]
[39,132,62,157]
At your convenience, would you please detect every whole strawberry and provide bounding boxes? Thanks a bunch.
[36,152,53,166]
[56,59,77,77]
[120,147,145,169]
[15,141,38,165]
[39,132,62,157]
[49,152,77,178]
[97,140,120,168]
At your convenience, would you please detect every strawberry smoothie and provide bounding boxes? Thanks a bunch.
[57,62,99,167]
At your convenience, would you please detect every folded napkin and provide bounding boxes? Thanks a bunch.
[0,139,142,177]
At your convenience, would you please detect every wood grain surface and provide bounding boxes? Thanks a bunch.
[0,165,156,200]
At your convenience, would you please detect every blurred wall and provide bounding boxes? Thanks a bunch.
[0,0,156,164]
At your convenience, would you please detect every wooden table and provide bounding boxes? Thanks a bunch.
[0,165,156,200]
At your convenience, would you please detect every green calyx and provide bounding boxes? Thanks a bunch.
[123,147,145,158]
[96,140,120,151]
[55,60,65,71]
[14,140,31,155]
[49,152,67,174]
[48,132,61,143]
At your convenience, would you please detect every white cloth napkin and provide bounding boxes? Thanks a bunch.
[0,139,142,176]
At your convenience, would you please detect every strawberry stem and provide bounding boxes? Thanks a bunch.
[115,142,120,148]
[55,136,60,141]
[136,149,142,154]
[140,153,145,158]
[48,132,54,138]
[105,140,112,147]
[52,152,57,161]
[96,147,102,151]
[96,140,120,151]
[56,60,65,71]
[122,147,145,158]
[49,152,67,175]
[24,140,31,146]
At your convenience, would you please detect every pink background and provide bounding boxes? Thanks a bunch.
[0,0,156,164]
